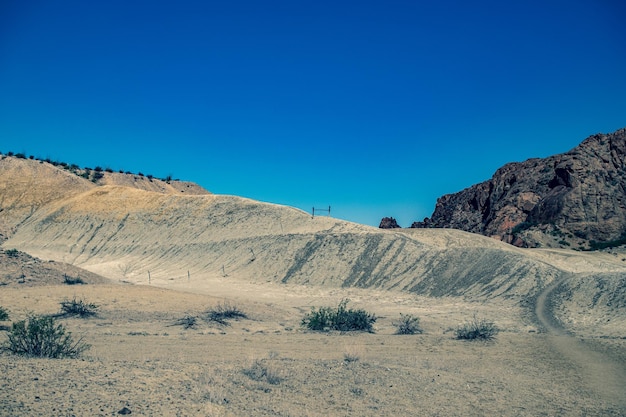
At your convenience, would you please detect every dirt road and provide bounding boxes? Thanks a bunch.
[534,272,626,411]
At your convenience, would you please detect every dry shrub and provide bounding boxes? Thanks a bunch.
[59,297,98,318]
[455,315,499,341]
[302,299,376,333]
[4,315,90,358]
[393,313,423,335]
[0,306,8,321]
[206,302,247,325]
[242,358,283,385]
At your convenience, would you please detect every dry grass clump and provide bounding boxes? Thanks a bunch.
[173,315,198,329]
[242,358,284,385]
[455,315,499,341]
[343,344,364,363]
[206,302,247,325]
[393,313,423,335]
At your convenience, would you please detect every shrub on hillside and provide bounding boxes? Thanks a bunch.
[4,315,90,358]
[302,299,376,332]
[91,171,104,182]
[63,275,85,285]
[4,248,19,258]
[455,315,498,341]
[393,313,423,335]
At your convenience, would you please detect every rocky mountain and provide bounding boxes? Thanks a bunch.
[379,217,401,229]
[411,128,626,249]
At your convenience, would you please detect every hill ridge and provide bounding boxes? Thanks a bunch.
[1,145,626,339]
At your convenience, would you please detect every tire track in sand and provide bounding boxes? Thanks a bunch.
[534,272,626,410]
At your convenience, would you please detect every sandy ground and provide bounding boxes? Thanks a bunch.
[1,276,625,417]
[1,156,625,416]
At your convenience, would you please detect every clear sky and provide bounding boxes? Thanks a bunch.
[1,1,625,227]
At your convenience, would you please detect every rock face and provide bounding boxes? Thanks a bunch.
[379,217,401,229]
[412,128,626,248]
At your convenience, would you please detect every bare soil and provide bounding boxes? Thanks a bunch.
[1,274,625,416]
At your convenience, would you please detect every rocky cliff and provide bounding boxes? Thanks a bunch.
[411,128,626,249]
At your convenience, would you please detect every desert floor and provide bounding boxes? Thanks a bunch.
[1,274,625,417]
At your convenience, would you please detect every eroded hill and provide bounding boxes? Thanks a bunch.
[1,153,625,336]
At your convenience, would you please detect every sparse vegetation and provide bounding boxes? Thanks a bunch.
[63,275,85,285]
[3,314,90,358]
[343,344,363,362]
[511,221,537,236]
[587,232,626,251]
[393,313,423,335]
[91,171,104,182]
[4,248,19,258]
[59,297,99,318]
[0,306,9,321]
[242,358,283,385]
[455,315,498,341]
[302,299,376,333]
[1,150,166,183]
[206,302,247,325]
[173,315,198,329]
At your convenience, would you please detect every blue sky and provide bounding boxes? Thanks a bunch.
[1,0,625,227]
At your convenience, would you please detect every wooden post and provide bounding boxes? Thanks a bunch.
[148,270,151,284]
[187,270,190,281]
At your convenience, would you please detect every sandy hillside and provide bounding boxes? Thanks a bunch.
[1,154,625,416]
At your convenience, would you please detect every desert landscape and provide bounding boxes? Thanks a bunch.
[1,147,626,416]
